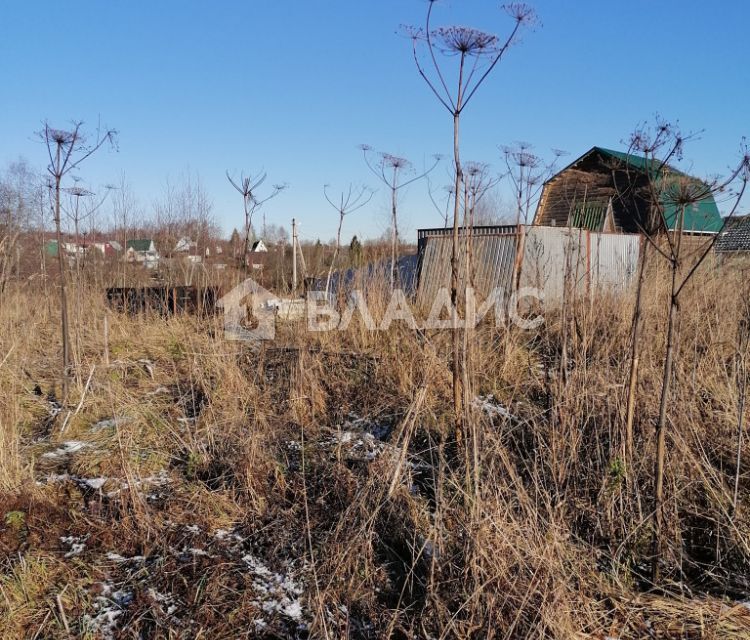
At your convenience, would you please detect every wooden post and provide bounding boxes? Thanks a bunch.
[585,229,591,300]
[103,312,110,366]
[292,218,298,295]
[512,223,527,295]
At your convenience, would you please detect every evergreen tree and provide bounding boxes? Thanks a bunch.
[229,228,241,257]
[349,234,363,267]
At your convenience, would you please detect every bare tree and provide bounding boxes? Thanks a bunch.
[62,184,110,266]
[404,1,536,439]
[733,291,750,517]
[464,163,499,224]
[0,160,39,295]
[110,174,142,288]
[360,145,439,287]
[226,170,286,268]
[39,121,117,401]
[427,177,454,228]
[618,121,750,582]
[501,142,566,224]
[323,184,374,297]
[613,123,690,468]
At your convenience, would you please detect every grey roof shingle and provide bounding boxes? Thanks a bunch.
[715,216,750,252]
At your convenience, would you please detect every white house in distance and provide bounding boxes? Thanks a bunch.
[175,237,197,253]
[248,239,268,270]
[90,241,119,257]
[126,239,159,268]
[46,239,122,262]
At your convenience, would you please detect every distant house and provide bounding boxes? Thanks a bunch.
[175,237,197,253]
[248,239,268,270]
[45,239,83,261]
[534,147,723,235]
[45,239,61,258]
[126,239,159,268]
[716,215,750,255]
[91,241,118,257]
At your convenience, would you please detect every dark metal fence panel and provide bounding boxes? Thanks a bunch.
[106,286,220,316]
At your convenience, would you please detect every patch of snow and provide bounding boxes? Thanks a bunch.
[81,477,107,490]
[344,413,392,440]
[242,553,305,624]
[104,470,171,498]
[170,545,214,561]
[214,528,245,543]
[472,395,515,420]
[283,601,303,620]
[44,398,64,418]
[83,582,133,639]
[105,553,126,562]
[42,472,72,483]
[323,430,387,462]
[91,416,132,432]
[61,534,87,558]
[40,474,111,493]
[106,552,146,564]
[41,440,89,459]
[148,588,179,618]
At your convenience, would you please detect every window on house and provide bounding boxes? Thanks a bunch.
[568,202,607,230]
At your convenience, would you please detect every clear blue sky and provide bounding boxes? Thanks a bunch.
[2,1,749,242]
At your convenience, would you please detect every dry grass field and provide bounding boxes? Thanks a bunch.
[2,259,750,639]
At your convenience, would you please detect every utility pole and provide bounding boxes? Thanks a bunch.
[292,218,298,294]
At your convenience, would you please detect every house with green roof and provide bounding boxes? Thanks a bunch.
[533,146,723,235]
[125,239,159,268]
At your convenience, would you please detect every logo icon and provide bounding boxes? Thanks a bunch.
[217,279,278,343]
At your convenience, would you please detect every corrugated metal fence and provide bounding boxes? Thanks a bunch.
[416,226,519,308]
[416,225,641,308]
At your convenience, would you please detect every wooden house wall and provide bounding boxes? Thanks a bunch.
[535,157,652,233]
[536,169,614,228]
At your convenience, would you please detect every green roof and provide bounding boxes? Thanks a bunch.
[593,147,723,233]
[593,146,687,175]
[126,239,153,252]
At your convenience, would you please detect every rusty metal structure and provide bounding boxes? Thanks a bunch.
[106,286,220,316]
